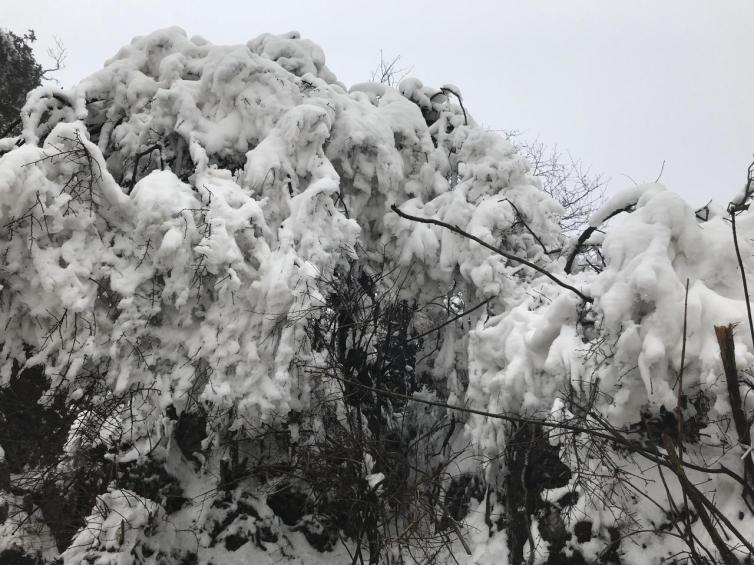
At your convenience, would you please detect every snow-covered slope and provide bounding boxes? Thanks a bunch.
[0,27,752,565]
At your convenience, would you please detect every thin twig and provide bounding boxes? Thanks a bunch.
[654,159,666,183]
[407,297,492,344]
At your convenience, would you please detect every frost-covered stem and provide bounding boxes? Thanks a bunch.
[391,205,593,303]
[564,203,635,274]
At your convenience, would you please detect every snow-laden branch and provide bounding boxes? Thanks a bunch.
[391,204,593,303]
[563,184,656,274]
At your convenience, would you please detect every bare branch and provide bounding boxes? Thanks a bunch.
[370,50,412,87]
[41,36,67,82]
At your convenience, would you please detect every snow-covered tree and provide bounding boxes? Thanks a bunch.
[0,29,43,137]
[0,27,753,565]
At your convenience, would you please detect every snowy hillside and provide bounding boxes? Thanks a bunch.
[0,27,753,564]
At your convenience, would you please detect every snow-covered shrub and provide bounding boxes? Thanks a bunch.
[1,25,753,565]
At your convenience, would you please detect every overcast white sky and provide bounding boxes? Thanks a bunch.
[5,0,754,206]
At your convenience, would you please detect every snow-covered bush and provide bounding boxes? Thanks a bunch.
[0,26,753,565]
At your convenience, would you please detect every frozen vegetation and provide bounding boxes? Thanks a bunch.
[0,27,753,564]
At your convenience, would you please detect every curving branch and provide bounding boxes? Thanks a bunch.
[727,158,754,355]
[564,204,635,274]
[127,143,164,194]
[440,87,467,126]
[391,204,592,303]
